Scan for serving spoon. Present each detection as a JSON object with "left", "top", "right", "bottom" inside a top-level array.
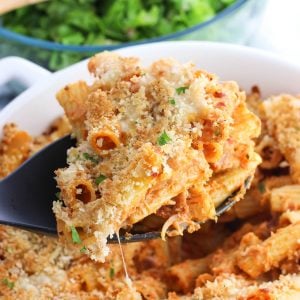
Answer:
[
  {"left": 0, "top": 135, "right": 247, "bottom": 243},
  {"left": 0, "top": 0, "right": 47, "bottom": 15}
]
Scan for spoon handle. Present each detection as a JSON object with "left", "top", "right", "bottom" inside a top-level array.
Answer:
[{"left": 0, "top": 0, "right": 47, "bottom": 15}]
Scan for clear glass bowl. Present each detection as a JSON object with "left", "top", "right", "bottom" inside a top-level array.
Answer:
[{"left": 0, "top": 0, "right": 266, "bottom": 71}]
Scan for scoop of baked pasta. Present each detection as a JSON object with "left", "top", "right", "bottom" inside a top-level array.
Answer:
[{"left": 53, "top": 52, "right": 261, "bottom": 262}]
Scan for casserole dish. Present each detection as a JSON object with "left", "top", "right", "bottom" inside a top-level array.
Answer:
[
  {"left": 1, "top": 40, "right": 300, "bottom": 137},
  {"left": 1, "top": 41, "right": 300, "bottom": 299}
]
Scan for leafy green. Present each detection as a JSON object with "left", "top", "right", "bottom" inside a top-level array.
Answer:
[
  {"left": 95, "top": 174, "right": 107, "bottom": 185},
  {"left": 3, "top": 0, "right": 235, "bottom": 45},
  {"left": 109, "top": 266, "right": 115, "bottom": 279},
  {"left": 55, "top": 191, "right": 61, "bottom": 200},
  {"left": 169, "top": 98, "right": 176, "bottom": 105},
  {"left": 2, "top": 278, "right": 14, "bottom": 289},
  {"left": 80, "top": 246, "right": 87, "bottom": 253},
  {"left": 83, "top": 152, "right": 99, "bottom": 164},
  {"left": 176, "top": 86, "right": 189, "bottom": 94},
  {"left": 157, "top": 131, "right": 172, "bottom": 146},
  {"left": 214, "top": 128, "right": 221, "bottom": 137},
  {"left": 2, "top": 0, "right": 236, "bottom": 70},
  {"left": 70, "top": 226, "right": 82, "bottom": 244}
]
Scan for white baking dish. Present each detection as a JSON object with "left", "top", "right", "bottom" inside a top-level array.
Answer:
[{"left": 0, "top": 41, "right": 300, "bottom": 137}]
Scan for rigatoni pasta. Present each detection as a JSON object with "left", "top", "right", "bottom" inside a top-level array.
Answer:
[
  {"left": 0, "top": 123, "right": 32, "bottom": 178},
  {"left": 263, "top": 94, "right": 300, "bottom": 183},
  {"left": 53, "top": 52, "right": 261, "bottom": 262},
  {"left": 166, "top": 257, "right": 211, "bottom": 293},
  {"left": 270, "top": 185, "right": 300, "bottom": 212},
  {"left": 1, "top": 56, "right": 300, "bottom": 299},
  {"left": 0, "top": 117, "right": 71, "bottom": 179},
  {"left": 237, "top": 222, "right": 300, "bottom": 278}
]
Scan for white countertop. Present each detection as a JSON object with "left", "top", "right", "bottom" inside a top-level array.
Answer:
[{"left": 249, "top": 0, "right": 300, "bottom": 65}]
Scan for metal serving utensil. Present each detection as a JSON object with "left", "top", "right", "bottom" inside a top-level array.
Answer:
[{"left": 0, "top": 135, "right": 249, "bottom": 243}]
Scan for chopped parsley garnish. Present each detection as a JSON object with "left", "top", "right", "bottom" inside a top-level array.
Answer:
[
  {"left": 258, "top": 182, "right": 266, "bottom": 194},
  {"left": 70, "top": 226, "right": 82, "bottom": 244},
  {"left": 169, "top": 98, "right": 176, "bottom": 105},
  {"left": 55, "top": 191, "right": 61, "bottom": 200},
  {"left": 80, "top": 246, "right": 87, "bottom": 253},
  {"left": 109, "top": 267, "right": 115, "bottom": 279},
  {"left": 83, "top": 152, "right": 99, "bottom": 163},
  {"left": 95, "top": 174, "right": 107, "bottom": 185},
  {"left": 2, "top": 278, "right": 14, "bottom": 289},
  {"left": 176, "top": 86, "right": 188, "bottom": 94},
  {"left": 157, "top": 131, "right": 172, "bottom": 146},
  {"left": 214, "top": 129, "right": 221, "bottom": 137}
]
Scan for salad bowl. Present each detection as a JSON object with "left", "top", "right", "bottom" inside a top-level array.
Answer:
[{"left": 0, "top": 0, "right": 266, "bottom": 70}]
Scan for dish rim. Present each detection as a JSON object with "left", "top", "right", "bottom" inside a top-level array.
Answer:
[{"left": 1, "top": 40, "right": 300, "bottom": 137}]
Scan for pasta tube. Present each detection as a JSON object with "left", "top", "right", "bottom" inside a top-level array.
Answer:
[
  {"left": 237, "top": 222, "right": 300, "bottom": 278},
  {"left": 270, "top": 185, "right": 300, "bottom": 212},
  {"left": 88, "top": 128, "right": 121, "bottom": 154},
  {"left": 166, "top": 257, "right": 211, "bottom": 293}
]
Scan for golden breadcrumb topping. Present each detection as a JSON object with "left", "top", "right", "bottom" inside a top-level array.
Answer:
[
  {"left": 1, "top": 56, "right": 299, "bottom": 300},
  {"left": 0, "top": 116, "right": 71, "bottom": 179},
  {"left": 53, "top": 52, "right": 260, "bottom": 262},
  {"left": 262, "top": 94, "right": 300, "bottom": 183}
]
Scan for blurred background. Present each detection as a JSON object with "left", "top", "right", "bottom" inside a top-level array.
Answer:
[
  {"left": 0, "top": 0, "right": 299, "bottom": 104},
  {"left": 249, "top": 0, "right": 300, "bottom": 65}
]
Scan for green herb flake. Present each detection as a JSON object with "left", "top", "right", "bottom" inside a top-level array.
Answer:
[
  {"left": 258, "top": 182, "right": 266, "bottom": 194},
  {"left": 80, "top": 246, "right": 87, "bottom": 253},
  {"left": 214, "top": 129, "right": 221, "bottom": 137},
  {"left": 2, "top": 278, "right": 14, "bottom": 289},
  {"left": 169, "top": 98, "right": 176, "bottom": 105},
  {"left": 109, "top": 267, "right": 115, "bottom": 279},
  {"left": 83, "top": 152, "right": 98, "bottom": 163},
  {"left": 157, "top": 131, "right": 172, "bottom": 146},
  {"left": 70, "top": 226, "right": 82, "bottom": 244},
  {"left": 95, "top": 174, "right": 107, "bottom": 185},
  {"left": 55, "top": 191, "right": 61, "bottom": 200},
  {"left": 176, "top": 86, "right": 188, "bottom": 95}
]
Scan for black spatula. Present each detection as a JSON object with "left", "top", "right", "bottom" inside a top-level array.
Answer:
[{"left": 0, "top": 135, "right": 244, "bottom": 243}]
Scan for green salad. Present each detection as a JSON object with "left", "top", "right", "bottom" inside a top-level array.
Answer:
[
  {"left": 1, "top": 0, "right": 236, "bottom": 69},
  {"left": 3, "top": 0, "right": 236, "bottom": 45}
]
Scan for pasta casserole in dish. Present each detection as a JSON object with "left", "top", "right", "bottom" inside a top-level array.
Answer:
[
  {"left": 0, "top": 47, "right": 299, "bottom": 299},
  {"left": 53, "top": 52, "right": 261, "bottom": 262}
]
